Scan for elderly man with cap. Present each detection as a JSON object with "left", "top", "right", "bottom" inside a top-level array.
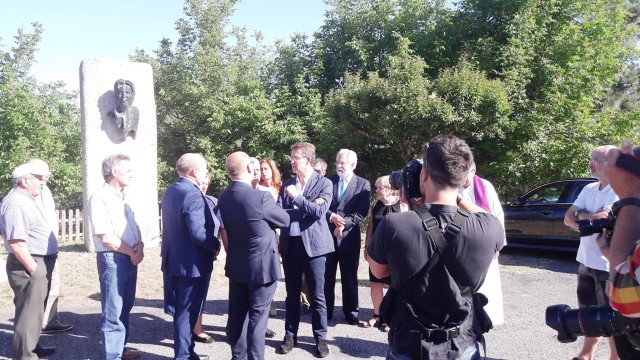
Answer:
[
  {"left": 27, "top": 159, "right": 74, "bottom": 335},
  {"left": 1, "top": 162, "right": 59, "bottom": 359}
]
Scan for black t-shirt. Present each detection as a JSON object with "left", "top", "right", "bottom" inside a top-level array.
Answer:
[{"left": 367, "top": 204, "right": 504, "bottom": 354}]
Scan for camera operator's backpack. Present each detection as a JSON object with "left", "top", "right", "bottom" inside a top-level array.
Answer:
[{"left": 379, "top": 206, "right": 493, "bottom": 341}]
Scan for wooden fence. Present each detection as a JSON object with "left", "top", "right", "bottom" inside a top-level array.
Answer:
[{"left": 56, "top": 209, "right": 83, "bottom": 244}]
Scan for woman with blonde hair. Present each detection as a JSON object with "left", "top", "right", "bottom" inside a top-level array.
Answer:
[
  {"left": 362, "top": 175, "right": 402, "bottom": 332},
  {"left": 259, "top": 158, "right": 282, "bottom": 201}
]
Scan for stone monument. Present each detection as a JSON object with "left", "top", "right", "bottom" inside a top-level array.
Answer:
[{"left": 79, "top": 58, "right": 159, "bottom": 251}]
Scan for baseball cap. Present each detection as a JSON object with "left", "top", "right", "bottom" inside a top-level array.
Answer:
[{"left": 11, "top": 163, "right": 50, "bottom": 179}]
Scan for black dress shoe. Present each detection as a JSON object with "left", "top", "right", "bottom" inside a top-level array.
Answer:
[
  {"left": 346, "top": 314, "right": 359, "bottom": 325},
  {"left": 41, "top": 321, "right": 73, "bottom": 334},
  {"left": 316, "top": 339, "right": 330, "bottom": 358},
  {"left": 265, "top": 328, "right": 276, "bottom": 338},
  {"left": 192, "top": 333, "right": 214, "bottom": 343},
  {"left": 34, "top": 345, "right": 56, "bottom": 357},
  {"left": 278, "top": 335, "right": 296, "bottom": 354},
  {"left": 188, "top": 355, "right": 209, "bottom": 360}
]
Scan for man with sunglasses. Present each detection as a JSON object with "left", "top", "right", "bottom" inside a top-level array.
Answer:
[
  {"left": 564, "top": 145, "right": 620, "bottom": 360},
  {"left": 1, "top": 162, "right": 58, "bottom": 359}
]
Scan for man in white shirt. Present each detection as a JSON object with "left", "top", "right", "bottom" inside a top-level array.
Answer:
[{"left": 564, "top": 145, "right": 619, "bottom": 360}]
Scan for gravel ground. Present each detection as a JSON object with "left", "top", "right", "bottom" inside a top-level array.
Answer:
[{"left": 0, "top": 246, "right": 613, "bottom": 360}]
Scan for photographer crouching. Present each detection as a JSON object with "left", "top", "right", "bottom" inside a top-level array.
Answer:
[{"left": 367, "top": 135, "right": 504, "bottom": 359}]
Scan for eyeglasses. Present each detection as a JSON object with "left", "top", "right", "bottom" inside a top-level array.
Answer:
[
  {"left": 336, "top": 161, "right": 351, "bottom": 166},
  {"left": 589, "top": 158, "right": 607, "bottom": 164},
  {"left": 290, "top": 155, "right": 306, "bottom": 162}
]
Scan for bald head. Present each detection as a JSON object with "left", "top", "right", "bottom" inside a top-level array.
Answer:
[
  {"left": 176, "top": 153, "right": 206, "bottom": 176},
  {"left": 225, "top": 152, "right": 252, "bottom": 180}
]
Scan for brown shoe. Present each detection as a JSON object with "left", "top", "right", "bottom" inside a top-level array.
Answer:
[{"left": 122, "top": 349, "right": 141, "bottom": 360}]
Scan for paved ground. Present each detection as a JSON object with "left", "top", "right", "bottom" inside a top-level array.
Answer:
[{"left": 0, "top": 247, "right": 614, "bottom": 359}]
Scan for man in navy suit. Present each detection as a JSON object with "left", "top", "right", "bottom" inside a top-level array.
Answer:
[
  {"left": 161, "top": 153, "right": 220, "bottom": 360},
  {"left": 277, "top": 142, "right": 334, "bottom": 358},
  {"left": 325, "top": 149, "right": 371, "bottom": 325},
  {"left": 218, "top": 152, "right": 289, "bottom": 360}
]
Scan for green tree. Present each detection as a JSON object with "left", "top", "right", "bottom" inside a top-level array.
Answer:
[
  {"left": 0, "top": 23, "right": 81, "bottom": 208},
  {"left": 133, "top": 0, "right": 314, "bottom": 194}
]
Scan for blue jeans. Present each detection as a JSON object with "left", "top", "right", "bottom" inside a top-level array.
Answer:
[{"left": 97, "top": 251, "right": 138, "bottom": 360}]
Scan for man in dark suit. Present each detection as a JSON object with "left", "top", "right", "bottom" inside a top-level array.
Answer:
[
  {"left": 325, "top": 149, "right": 371, "bottom": 325},
  {"left": 218, "top": 151, "right": 289, "bottom": 360},
  {"left": 161, "top": 153, "right": 220, "bottom": 360},
  {"left": 278, "top": 142, "right": 334, "bottom": 358}
]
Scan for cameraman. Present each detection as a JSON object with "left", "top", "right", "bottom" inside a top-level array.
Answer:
[
  {"left": 597, "top": 141, "right": 640, "bottom": 359},
  {"left": 367, "top": 135, "right": 504, "bottom": 359}
]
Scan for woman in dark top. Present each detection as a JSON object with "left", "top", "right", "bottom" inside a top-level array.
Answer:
[{"left": 362, "top": 175, "right": 404, "bottom": 331}]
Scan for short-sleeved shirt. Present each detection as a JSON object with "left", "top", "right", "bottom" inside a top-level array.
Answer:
[
  {"left": 368, "top": 204, "right": 503, "bottom": 356},
  {"left": 1, "top": 188, "right": 58, "bottom": 255},
  {"left": 573, "top": 182, "right": 618, "bottom": 271},
  {"left": 88, "top": 183, "right": 140, "bottom": 252}
]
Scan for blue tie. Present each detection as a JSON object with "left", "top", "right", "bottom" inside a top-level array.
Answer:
[{"left": 338, "top": 179, "right": 346, "bottom": 202}]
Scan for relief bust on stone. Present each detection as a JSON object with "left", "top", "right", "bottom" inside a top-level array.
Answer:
[{"left": 108, "top": 79, "right": 139, "bottom": 141}]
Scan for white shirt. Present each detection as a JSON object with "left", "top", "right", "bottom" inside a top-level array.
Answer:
[
  {"left": 88, "top": 183, "right": 141, "bottom": 252},
  {"left": 573, "top": 182, "right": 618, "bottom": 271},
  {"left": 289, "top": 170, "right": 312, "bottom": 236}
]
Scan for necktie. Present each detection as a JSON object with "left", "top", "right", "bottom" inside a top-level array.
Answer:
[{"left": 338, "top": 179, "right": 346, "bottom": 202}]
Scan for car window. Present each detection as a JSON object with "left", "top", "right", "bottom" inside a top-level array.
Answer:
[
  {"left": 564, "top": 183, "right": 590, "bottom": 204},
  {"left": 523, "top": 184, "right": 565, "bottom": 205}
]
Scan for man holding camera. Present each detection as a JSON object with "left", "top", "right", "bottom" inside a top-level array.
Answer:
[
  {"left": 367, "top": 135, "right": 503, "bottom": 359},
  {"left": 596, "top": 141, "right": 640, "bottom": 359},
  {"left": 564, "top": 145, "right": 619, "bottom": 360}
]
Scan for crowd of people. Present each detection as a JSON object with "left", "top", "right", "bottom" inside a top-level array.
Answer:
[{"left": 1, "top": 135, "right": 511, "bottom": 360}]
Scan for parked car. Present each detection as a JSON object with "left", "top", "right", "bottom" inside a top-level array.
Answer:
[{"left": 504, "top": 178, "right": 597, "bottom": 252}]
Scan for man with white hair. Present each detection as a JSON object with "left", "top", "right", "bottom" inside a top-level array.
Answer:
[
  {"left": 27, "top": 159, "right": 74, "bottom": 335},
  {"left": 1, "top": 162, "right": 58, "bottom": 359},
  {"left": 324, "top": 149, "right": 371, "bottom": 325}
]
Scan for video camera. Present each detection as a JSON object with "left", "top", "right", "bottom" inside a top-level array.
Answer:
[
  {"left": 546, "top": 305, "right": 640, "bottom": 348},
  {"left": 389, "top": 159, "right": 423, "bottom": 199}
]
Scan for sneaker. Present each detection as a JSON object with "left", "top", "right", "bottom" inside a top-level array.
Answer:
[
  {"left": 316, "top": 339, "right": 330, "bottom": 358},
  {"left": 41, "top": 320, "right": 73, "bottom": 334}
]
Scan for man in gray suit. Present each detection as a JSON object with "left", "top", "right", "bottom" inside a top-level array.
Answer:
[
  {"left": 277, "top": 142, "right": 334, "bottom": 358},
  {"left": 218, "top": 152, "right": 289, "bottom": 360}
]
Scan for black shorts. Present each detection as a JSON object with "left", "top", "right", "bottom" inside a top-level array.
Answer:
[
  {"left": 576, "top": 264, "right": 609, "bottom": 307},
  {"left": 369, "top": 268, "right": 390, "bottom": 285}
]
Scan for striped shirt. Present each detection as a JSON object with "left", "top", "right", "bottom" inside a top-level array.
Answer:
[{"left": 0, "top": 187, "right": 58, "bottom": 255}]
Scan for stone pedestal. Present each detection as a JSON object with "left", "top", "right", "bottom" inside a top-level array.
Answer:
[{"left": 79, "top": 58, "right": 160, "bottom": 251}]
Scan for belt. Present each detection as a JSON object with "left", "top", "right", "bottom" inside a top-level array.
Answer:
[
  {"left": 32, "top": 253, "right": 58, "bottom": 260},
  {"left": 421, "top": 316, "right": 472, "bottom": 342}
]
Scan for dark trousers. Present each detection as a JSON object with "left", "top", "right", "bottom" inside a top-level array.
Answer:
[
  {"left": 226, "top": 279, "right": 277, "bottom": 360},
  {"left": 170, "top": 275, "right": 209, "bottom": 360},
  {"left": 282, "top": 237, "right": 328, "bottom": 340},
  {"left": 7, "top": 254, "right": 55, "bottom": 360},
  {"left": 324, "top": 246, "right": 360, "bottom": 319}
]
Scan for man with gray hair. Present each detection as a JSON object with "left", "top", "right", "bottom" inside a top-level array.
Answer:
[
  {"left": 312, "top": 158, "right": 328, "bottom": 177},
  {"left": 325, "top": 149, "right": 371, "bottom": 325},
  {"left": 1, "top": 162, "right": 58, "bottom": 359},
  {"left": 88, "top": 154, "right": 144, "bottom": 360}
]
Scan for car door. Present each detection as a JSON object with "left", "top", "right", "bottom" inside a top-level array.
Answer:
[
  {"left": 553, "top": 180, "right": 594, "bottom": 241},
  {"left": 505, "top": 182, "right": 568, "bottom": 245}
]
